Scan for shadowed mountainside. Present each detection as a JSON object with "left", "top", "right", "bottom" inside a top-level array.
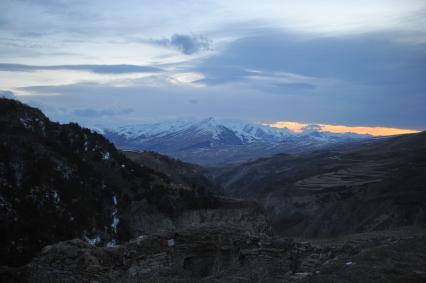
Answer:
[
  {"left": 0, "top": 99, "right": 269, "bottom": 267},
  {"left": 122, "top": 150, "right": 221, "bottom": 194},
  {"left": 210, "top": 132, "right": 426, "bottom": 237},
  {"left": 1, "top": 98, "right": 425, "bottom": 282}
]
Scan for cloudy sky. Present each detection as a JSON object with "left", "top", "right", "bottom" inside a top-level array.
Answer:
[{"left": 1, "top": 0, "right": 425, "bottom": 133}]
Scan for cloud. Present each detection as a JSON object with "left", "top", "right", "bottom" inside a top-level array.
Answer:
[
  {"left": 2, "top": 1, "right": 426, "bottom": 130},
  {"left": 169, "top": 72, "right": 205, "bottom": 87},
  {"left": 0, "top": 64, "right": 161, "bottom": 74},
  {"left": 243, "top": 70, "right": 329, "bottom": 91},
  {"left": 194, "top": 30, "right": 426, "bottom": 92},
  {"left": 152, "top": 34, "right": 211, "bottom": 55},
  {"left": 71, "top": 107, "right": 133, "bottom": 118},
  {"left": 301, "top": 124, "right": 322, "bottom": 132},
  {"left": 0, "top": 90, "right": 16, "bottom": 99},
  {"left": 15, "top": 79, "right": 426, "bottom": 129},
  {"left": 5, "top": 28, "right": 426, "bottom": 129},
  {"left": 3, "top": 0, "right": 425, "bottom": 42}
]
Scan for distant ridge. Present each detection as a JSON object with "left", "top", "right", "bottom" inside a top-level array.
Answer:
[{"left": 102, "top": 117, "right": 371, "bottom": 165}]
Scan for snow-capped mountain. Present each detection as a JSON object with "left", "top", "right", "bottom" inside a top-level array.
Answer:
[
  {"left": 105, "top": 118, "right": 292, "bottom": 144},
  {"left": 101, "top": 118, "right": 370, "bottom": 165}
]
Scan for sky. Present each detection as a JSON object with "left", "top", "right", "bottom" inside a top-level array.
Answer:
[{"left": 0, "top": 0, "right": 425, "bottom": 135}]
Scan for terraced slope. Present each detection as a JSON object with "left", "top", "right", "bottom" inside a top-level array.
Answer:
[{"left": 210, "top": 132, "right": 426, "bottom": 237}]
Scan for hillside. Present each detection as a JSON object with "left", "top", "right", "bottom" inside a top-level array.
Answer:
[
  {"left": 1, "top": 98, "right": 425, "bottom": 282},
  {"left": 122, "top": 150, "right": 220, "bottom": 194},
  {"left": 210, "top": 132, "right": 426, "bottom": 237},
  {"left": 0, "top": 99, "right": 268, "bottom": 267}
]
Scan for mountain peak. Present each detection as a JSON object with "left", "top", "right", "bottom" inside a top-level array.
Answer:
[
  {"left": 201, "top": 117, "right": 216, "bottom": 123},
  {"left": 102, "top": 117, "right": 371, "bottom": 165}
]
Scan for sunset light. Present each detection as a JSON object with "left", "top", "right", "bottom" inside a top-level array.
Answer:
[{"left": 268, "top": 121, "right": 420, "bottom": 136}]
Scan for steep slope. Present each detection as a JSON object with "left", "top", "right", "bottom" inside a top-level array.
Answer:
[
  {"left": 122, "top": 150, "right": 220, "bottom": 193},
  {"left": 210, "top": 132, "right": 426, "bottom": 237},
  {"left": 102, "top": 118, "right": 368, "bottom": 165},
  {"left": 0, "top": 99, "right": 268, "bottom": 267}
]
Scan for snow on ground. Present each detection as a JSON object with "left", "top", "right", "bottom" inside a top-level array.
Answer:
[{"left": 102, "top": 151, "right": 110, "bottom": 160}]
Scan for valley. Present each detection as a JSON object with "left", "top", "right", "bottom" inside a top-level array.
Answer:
[{"left": 1, "top": 98, "right": 425, "bottom": 282}]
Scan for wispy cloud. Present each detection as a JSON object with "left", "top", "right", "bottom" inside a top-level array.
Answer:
[
  {"left": 244, "top": 70, "right": 330, "bottom": 90},
  {"left": 169, "top": 72, "right": 205, "bottom": 87},
  {"left": 0, "top": 64, "right": 161, "bottom": 74},
  {"left": 71, "top": 107, "right": 133, "bottom": 118},
  {"left": 1, "top": 1, "right": 426, "bottom": 129}
]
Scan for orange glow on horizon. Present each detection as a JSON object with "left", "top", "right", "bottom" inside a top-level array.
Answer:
[{"left": 268, "top": 121, "right": 420, "bottom": 136}]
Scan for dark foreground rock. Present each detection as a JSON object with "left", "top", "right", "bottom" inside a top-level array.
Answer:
[{"left": 2, "top": 225, "right": 426, "bottom": 283}]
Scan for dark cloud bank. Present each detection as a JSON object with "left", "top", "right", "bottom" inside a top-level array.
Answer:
[{"left": 152, "top": 34, "right": 211, "bottom": 55}]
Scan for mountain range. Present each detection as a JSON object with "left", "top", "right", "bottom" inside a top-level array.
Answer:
[
  {"left": 101, "top": 118, "right": 371, "bottom": 165},
  {"left": 1, "top": 99, "right": 425, "bottom": 282}
]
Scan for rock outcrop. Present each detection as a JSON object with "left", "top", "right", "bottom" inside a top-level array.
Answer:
[{"left": 3, "top": 226, "right": 426, "bottom": 282}]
